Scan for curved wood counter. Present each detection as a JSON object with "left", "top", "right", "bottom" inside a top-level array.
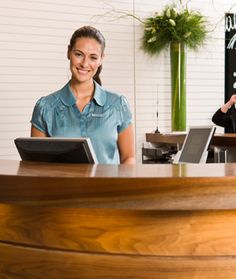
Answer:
[{"left": 1, "top": 160, "right": 236, "bottom": 278}]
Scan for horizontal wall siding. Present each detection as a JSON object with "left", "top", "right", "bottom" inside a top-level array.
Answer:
[
  {"left": 0, "top": 0, "right": 134, "bottom": 159},
  {"left": 134, "top": 0, "right": 230, "bottom": 160},
  {"left": 0, "top": 0, "right": 234, "bottom": 162}
]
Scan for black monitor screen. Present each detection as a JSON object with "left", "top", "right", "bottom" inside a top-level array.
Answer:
[{"left": 14, "top": 137, "right": 98, "bottom": 164}]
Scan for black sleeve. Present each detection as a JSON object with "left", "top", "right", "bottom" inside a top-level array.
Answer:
[{"left": 212, "top": 107, "right": 234, "bottom": 131}]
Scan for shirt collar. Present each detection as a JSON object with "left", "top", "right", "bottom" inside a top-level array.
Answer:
[
  {"left": 59, "top": 81, "right": 106, "bottom": 107},
  {"left": 59, "top": 82, "right": 77, "bottom": 106},
  {"left": 93, "top": 81, "right": 106, "bottom": 106}
]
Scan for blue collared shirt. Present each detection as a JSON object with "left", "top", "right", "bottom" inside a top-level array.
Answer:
[{"left": 31, "top": 81, "right": 132, "bottom": 164}]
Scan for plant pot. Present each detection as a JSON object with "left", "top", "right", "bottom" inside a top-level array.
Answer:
[{"left": 170, "top": 42, "right": 186, "bottom": 131}]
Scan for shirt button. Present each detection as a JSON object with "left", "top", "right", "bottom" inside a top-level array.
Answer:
[{"left": 80, "top": 118, "right": 86, "bottom": 136}]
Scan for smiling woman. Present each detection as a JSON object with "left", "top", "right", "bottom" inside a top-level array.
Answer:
[{"left": 30, "top": 26, "right": 135, "bottom": 165}]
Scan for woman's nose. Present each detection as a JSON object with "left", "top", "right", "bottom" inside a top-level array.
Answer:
[{"left": 80, "top": 56, "right": 89, "bottom": 67}]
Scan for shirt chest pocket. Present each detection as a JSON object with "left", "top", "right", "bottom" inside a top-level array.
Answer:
[{"left": 88, "top": 109, "right": 115, "bottom": 131}]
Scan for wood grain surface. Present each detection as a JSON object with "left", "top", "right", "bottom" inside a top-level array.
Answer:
[
  {"left": 1, "top": 160, "right": 236, "bottom": 209},
  {"left": 1, "top": 204, "right": 236, "bottom": 256},
  {"left": 1, "top": 242, "right": 236, "bottom": 279},
  {"left": 1, "top": 160, "right": 236, "bottom": 278}
]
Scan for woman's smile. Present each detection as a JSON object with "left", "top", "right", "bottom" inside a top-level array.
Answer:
[{"left": 76, "top": 68, "right": 90, "bottom": 74}]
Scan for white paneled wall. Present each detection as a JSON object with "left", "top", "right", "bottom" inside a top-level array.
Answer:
[{"left": 0, "top": 0, "right": 234, "bottom": 162}]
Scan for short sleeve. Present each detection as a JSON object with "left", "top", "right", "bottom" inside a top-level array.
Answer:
[
  {"left": 30, "top": 97, "right": 47, "bottom": 133},
  {"left": 117, "top": 95, "right": 133, "bottom": 133}
]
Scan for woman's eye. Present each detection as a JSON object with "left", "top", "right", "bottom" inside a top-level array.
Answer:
[
  {"left": 74, "top": 52, "right": 82, "bottom": 57},
  {"left": 91, "top": 56, "right": 98, "bottom": 60}
]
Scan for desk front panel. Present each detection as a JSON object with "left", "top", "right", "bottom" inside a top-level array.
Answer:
[{"left": 1, "top": 160, "right": 236, "bottom": 278}]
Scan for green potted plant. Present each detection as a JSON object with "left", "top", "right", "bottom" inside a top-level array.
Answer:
[{"left": 142, "top": 1, "right": 208, "bottom": 131}]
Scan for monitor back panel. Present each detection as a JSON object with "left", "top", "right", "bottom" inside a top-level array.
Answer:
[
  {"left": 178, "top": 127, "right": 215, "bottom": 163},
  {"left": 14, "top": 138, "right": 97, "bottom": 164}
]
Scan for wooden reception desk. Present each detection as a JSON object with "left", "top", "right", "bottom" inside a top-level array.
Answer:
[{"left": 1, "top": 159, "right": 236, "bottom": 278}]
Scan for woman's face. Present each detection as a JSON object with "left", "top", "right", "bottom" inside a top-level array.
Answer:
[{"left": 68, "top": 37, "right": 103, "bottom": 84}]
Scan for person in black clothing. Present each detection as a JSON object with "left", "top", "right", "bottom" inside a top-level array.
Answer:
[{"left": 212, "top": 95, "right": 236, "bottom": 133}]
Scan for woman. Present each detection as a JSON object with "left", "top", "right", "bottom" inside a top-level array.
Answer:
[
  {"left": 212, "top": 94, "right": 236, "bottom": 132},
  {"left": 31, "top": 26, "right": 135, "bottom": 164}
]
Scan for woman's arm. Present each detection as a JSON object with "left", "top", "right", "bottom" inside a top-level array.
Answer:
[
  {"left": 31, "top": 125, "right": 47, "bottom": 137},
  {"left": 117, "top": 124, "right": 136, "bottom": 164},
  {"left": 212, "top": 95, "right": 236, "bottom": 131},
  {"left": 212, "top": 108, "right": 234, "bottom": 130}
]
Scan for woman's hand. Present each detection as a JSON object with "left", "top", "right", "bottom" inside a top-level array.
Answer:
[
  {"left": 229, "top": 95, "right": 236, "bottom": 106},
  {"left": 221, "top": 94, "right": 236, "bottom": 113}
]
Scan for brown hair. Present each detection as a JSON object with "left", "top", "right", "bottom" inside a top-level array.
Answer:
[{"left": 68, "top": 26, "right": 105, "bottom": 85}]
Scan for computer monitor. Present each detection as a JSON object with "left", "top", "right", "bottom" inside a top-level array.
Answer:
[
  {"left": 14, "top": 137, "right": 98, "bottom": 164},
  {"left": 173, "top": 126, "right": 216, "bottom": 164}
]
